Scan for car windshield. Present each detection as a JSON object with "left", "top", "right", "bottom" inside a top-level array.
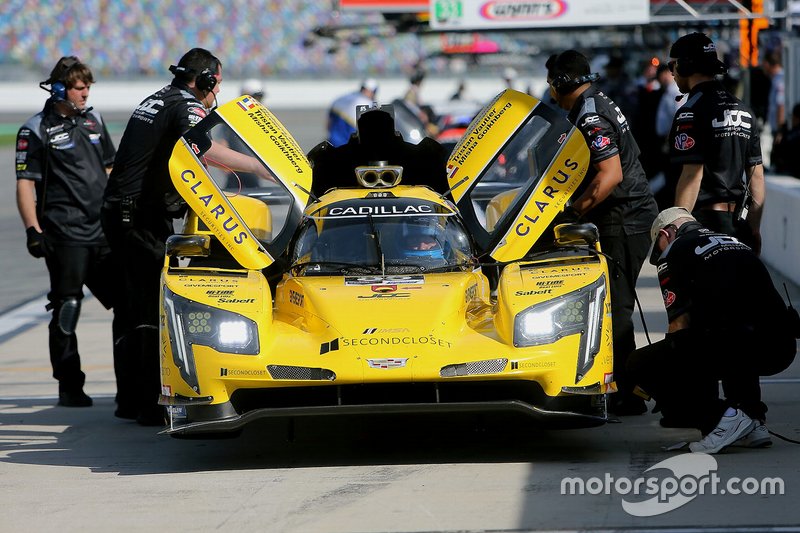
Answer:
[{"left": 291, "top": 199, "right": 475, "bottom": 275}]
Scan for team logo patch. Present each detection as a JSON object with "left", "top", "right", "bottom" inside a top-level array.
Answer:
[
  {"left": 663, "top": 289, "right": 676, "bottom": 307},
  {"left": 674, "top": 133, "right": 695, "bottom": 151},
  {"left": 591, "top": 135, "right": 610, "bottom": 150}
]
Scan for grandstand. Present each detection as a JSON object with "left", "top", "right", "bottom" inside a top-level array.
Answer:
[{"left": 0, "top": 0, "right": 425, "bottom": 79}]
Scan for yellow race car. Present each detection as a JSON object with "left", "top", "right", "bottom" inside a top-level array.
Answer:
[{"left": 159, "top": 89, "right": 614, "bottom": 437}]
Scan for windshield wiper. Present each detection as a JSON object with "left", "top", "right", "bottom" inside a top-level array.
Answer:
[{"left": 367, "top": 214, "right": 386, "bottom": 275}]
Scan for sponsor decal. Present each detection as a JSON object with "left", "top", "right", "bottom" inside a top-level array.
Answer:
[
  {"left": 581, "top": 115, "right": 600, "bottom": 126},
  {"left": 676, "top": 112, "right": 694, "bottom": 121},
  {"left": 536, "top": 279, "right": 564, "bottom": 287},
  {"left": 604, "top": 372, "right": 614, "bottom": 384},
  {"left": 465, "top": 284, "right": 477, "bottom": 302},
  {"left": 167, "top": 405, "right": 187, "bottom": 419},
  {"left": 357, "top": 293, "right": 410, "bottom": 299},
  {"left": 16, "top": 164, "right": 26, "bottom": 171},
  {"left": 516, "top": 289, "right": 552, "bottom": 296},
  {"left": 289, "top": 289, "right": 304, "bottom": 307},
  {"left": 16, "top": 139, "right": 28, "bottom": 151},
  {"left": 161, "top": 385, "right": 172, "bottom": 396},
  {"left": 89, "top": 133, "right": 101, "bottom": 144},
  {"left": 371, "top": 284, "right": 397, "bottom": 293},
  {"left": 188, "top": 106, "right": 207, "bottom": 118},
  {"left": 220, "top": 367, "right": 267, "bottom": 377},
  {"left": 512, "top": 158, "right": 581, "bottom": 238},
  {"left": 362, "top": 327, "right": 410, "bottom": 334},
  {"left": 480, "top": 1, "right": 565, "bottom": 20},
  {"left": 319, "top": 338, "right": 340, "bottom": 355},
  {"left": 342, "top": 335, "right": 452, "bottom": 348},
  {"left": 674, "top": 133, "right": 695, "bottom": 151},
  {"left": 367, "top": 358, "right": 409, "bottom": 369},
  {"left": 179, "top": 169, "right": 249, "bottom": 244},
  {"left": 327, "top": 204, "right": 433, "bottom": 216},
  {"left": 511, "top": 360, "right": 556, "bottom": 369},
  {"left": 591, "top": 135, "right": 611, "bottom": 151},
  {"left": 663, "top": 289, "right": 676, "bottom": 307},
  {"left": 365, "top": 191, "right": 395, "bottom": 198},
  {"left": 83, "top": 119, "right": 96, "bottom": 128},
  {"left": 558, "top": 132, "right": 567, "bottom": 144}
]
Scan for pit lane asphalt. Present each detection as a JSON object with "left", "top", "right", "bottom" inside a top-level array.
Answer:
[{"left": 1, "top": 112, "right": 799, "bottom": 532}]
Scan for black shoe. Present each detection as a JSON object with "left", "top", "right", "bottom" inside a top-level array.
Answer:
[
  {"left": 114, "top": 405, "right": 138, "bottom": 420},
  {"left": 57, "top": 390, "right": 93, "bottom": 407},
  {"left": 609, "top": 395, "right": 647, "bottom": 416},
  {"left": 136, "top": 405, "right": 166, "bottom": 427}
]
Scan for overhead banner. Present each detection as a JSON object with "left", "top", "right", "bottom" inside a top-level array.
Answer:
[{"left": 430, "top": 0, "right": 649, "bottom": 29}]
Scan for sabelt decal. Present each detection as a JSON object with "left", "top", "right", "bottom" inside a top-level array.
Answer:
[
  {"left": 447, "top": 90, "right": 538, "bottom": 203},
  {"left": 169, "top": 140, "right": 272, "bottom": 270},
  {"left": 217, "top": 96, "right": 312, "bottom": 209},
  {"left": 491, "top": 130, "right": 588, "bottom": 262}
]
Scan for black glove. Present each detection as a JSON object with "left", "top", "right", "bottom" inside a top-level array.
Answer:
[
  {"left": 552, "top": 206, "right": 581, "bottom": 226},
  {"left": 26, "top": 227, "right": 45, "bottom": 258}
]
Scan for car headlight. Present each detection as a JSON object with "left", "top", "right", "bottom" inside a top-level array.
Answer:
[
  {"left": 163, "top": 287, "right": 260, "bottom": 393},
  {"left": 513, "top": 275, "right": 606, "bottom": 381}
]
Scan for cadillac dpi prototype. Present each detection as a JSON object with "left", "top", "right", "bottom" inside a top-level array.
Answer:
[{"left": 159, "top": 89, "right": 615, "bottom": 436}]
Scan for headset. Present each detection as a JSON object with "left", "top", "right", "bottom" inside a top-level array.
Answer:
[
  {"left": 169, "top": 64, "right": 217, "bottom": 93},
  {"left": 550, "top": 72, "right": 600, "bottom": 95},
  {"left": 40, "top": 56, "right": 79, "bottom": 102}
]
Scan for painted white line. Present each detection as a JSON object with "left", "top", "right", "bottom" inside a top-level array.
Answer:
[{"left": 0, "top": 295, "right": 49, "bottom": 338}]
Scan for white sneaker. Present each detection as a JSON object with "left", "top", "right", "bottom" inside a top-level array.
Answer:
[
  {"left": 733, "top": 423, "right": 772, "bottom": 448},
  {"left": 689, "top": 409, "right": 757, "bottom": 454}
]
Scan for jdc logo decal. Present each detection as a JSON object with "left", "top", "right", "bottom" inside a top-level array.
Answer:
[{"left": 712, "top": 109, "right": 751, "bottom": 129}]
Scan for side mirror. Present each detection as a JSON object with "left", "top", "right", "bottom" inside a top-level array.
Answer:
[
  {"left": 166, "top": 234, "right": 211, "bottom": 258},
  {"left": 554, "top": 222, "right": 599, "bottom": 247}
]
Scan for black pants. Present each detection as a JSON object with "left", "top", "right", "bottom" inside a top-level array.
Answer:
[
  {"left": 102, "top": 205, "right": 172, "bottom": 413},
  {"left": 599, "top": 231, "right": 651, "bottom": 398},
  {"left": 627, "top": 327, "right": 796, "bottom": 434},
  {"left": 43, "top": 242, "right": 129, "bottom": 397}
]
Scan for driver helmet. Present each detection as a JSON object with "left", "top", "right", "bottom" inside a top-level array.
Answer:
[{"left": 401, "top": 216, "right": 445, "bottom": 261}]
